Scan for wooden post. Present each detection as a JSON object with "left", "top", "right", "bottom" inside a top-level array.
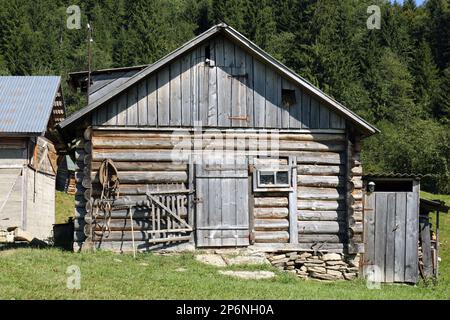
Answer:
[
  {"left": 436, "top": 209, "right": 440, "bottom": 277},
  {"left": 21, "top": 166, "right": 28, "bottom": 231},
  {"left": 288, "top": 156, "right": 298, "bottom": 244},
  {"left": 419, "top": 214, "right": 433, "bottom": 278},
  {"left": 248, "top": 157, "right": 255, "bottom": 244},
  {"left": 188, "top": 154, "right": 195, "bottom": 244},
  {"left": 129, "top": 206, "right": 136, "bottom": 259}
]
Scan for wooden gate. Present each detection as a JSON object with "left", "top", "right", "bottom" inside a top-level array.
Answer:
[
  {"left": 195, "top": 160, "right": 250, "bottom": 247},
  {"left": 364, "top": 189, "right": 419, "bottom": 283}
]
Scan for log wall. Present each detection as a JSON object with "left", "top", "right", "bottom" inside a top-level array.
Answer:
[
  {"left": 73, "top": 128, "right": 351, "bottom": 252},
  {"left": 346, "top": 134, "right": 364, "bottom": 254},
  {"left": 73, "top": 129, "right": 191, "bottom": 251}
]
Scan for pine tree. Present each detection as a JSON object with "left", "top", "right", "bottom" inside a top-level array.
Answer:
[
  {"left": 425, "top": 0, "right": 450, "bottom": 70},
  {"left": 434, "top": 66, "right": 450, "bottom": 124},
  {"left": 414, "top": 41, "right": 440, "bottom": 114}
]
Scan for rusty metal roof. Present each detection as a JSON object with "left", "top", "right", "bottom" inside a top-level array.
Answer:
[
  {"left": 0, "top": 76, "right": 61, "bottom": 134},
  {"left": 363, "top": 173, "right": 424, "bottom": 180}
]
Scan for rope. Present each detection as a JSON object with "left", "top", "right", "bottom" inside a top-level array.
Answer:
[{"left": 91, "top": 159, "right": 120, "bottom": 239}]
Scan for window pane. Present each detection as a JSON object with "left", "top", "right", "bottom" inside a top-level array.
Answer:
[
  {"left": 260, "top": 172, "right": 275, "bottom": 185},
  {"left": 276, "top": 171, "right": 289, "bottom": 185}
]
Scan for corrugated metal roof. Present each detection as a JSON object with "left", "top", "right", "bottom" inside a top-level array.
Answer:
[
  {"left": 0, "top": 76, "right": 61, "bottom": 134},
  {"left": 363, "top": 173, "right": 424, "bottom": 179}
]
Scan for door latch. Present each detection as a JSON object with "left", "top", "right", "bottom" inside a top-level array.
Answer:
[{"left": 193, "top": 197, "right": 203, "bottom": 204}]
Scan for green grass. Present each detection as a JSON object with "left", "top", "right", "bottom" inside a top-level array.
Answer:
[
  {"left": 0, "top": 246, "right": 449, "bottom": 300},
  {"left": 421, "top": 191, "right": 450, "bottom": 206},
  {"left": 0, "top": 192, "right": 448, "bottom": 300},
  {"left": 55, "top": 191, "right": 75, "bottom": 224}
]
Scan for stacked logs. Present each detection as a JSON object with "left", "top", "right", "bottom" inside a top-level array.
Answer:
[
  {"left": 86, "top": 129, "right": 191, "bottom": 251},
  {"left": 296, "top": 133, "right": 347, "bottom": 250},
  {"left": 254, "top": 195, "right": 289, "bottom": 243},
  {"left": 73, "top": 128, "right": 93, "bottom": 251},
  {"left": 346, "top": 135, "right": 364, "bottom": 254}
]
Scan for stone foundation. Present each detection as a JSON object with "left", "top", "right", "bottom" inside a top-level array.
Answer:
[{"left": 267, "top": 251, "right": 360, "bottom": 281}]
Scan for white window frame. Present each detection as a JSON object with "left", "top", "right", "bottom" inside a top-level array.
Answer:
[
  {"left": 257, "top": 170, "right": 291, "bottom": 188},
  {"left": 253, "top": 164, "right": 293, "bottom": 192}
]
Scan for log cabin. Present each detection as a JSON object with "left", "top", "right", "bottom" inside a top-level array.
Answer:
[
  {"left": 0, "top": 76, "right": 65, "bottom": 240},
  {"left": 58, "top": 24, "right": 379, "bottom": 278}
]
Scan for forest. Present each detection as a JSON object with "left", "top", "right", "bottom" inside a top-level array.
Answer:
[{"left": 0, "top": 0, "right": 448, "bottom": 193}]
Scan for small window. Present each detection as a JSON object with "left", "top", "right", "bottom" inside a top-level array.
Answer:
[
  {"left": 205, "top": 45, "right": 211, "bottom": 60},
  {"left": 257, "top": 170, "right": 291, "bottom": 189},
  {"left": 282, "top": 89, "right": 296, "bottom": 107},
  {"left": 276, "top": 171, "right": 289, "bottom": 184},
  {"left": 260, "top": 171, "right": 275, "bottom": 185}
]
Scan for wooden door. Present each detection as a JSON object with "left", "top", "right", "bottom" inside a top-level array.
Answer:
[
  {"left": 195, "top": 160, "right": 249, "bottom": 247},
  {"left": 364, "top": 191, "right": 419, "bottom": 283}
]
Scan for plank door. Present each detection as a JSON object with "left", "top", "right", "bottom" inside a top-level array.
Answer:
[
  {"left": 364, "top": 191, "right": 419, "bottom": 283},
  {"left": 195, "top": 159, "right": 250, "bottom": 247}
]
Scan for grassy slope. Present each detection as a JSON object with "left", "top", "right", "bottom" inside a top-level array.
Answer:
[
  {"left": 0, "top": 192, "right": 448, "bottom": 300},
  {"left": 55, "top": 191, "right": 75, "bottom": 224}
]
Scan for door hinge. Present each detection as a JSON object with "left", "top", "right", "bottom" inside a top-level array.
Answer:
[{"left": 228, "top": 115, "right": 249, "bottom": 122}]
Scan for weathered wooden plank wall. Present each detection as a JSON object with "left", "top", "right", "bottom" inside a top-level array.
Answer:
[
  {"left": 0, "top": 138, "right": 28, "bottom": 168},
  {"left": 25, "top": 168, "right": 56, "bottom": 240},
  {"left": 0, "top": 168, "right": 23, "bottom": 230},
  {"left": 363, "top": 185, "right": 419, "bottom": 283},
  {"left": 92, "top": 35, "right": 346, "bottom": 131}
]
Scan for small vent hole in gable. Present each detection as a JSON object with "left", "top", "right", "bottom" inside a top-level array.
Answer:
[{"left": 282, "top": 89, "right": 296, "bottom": 107}]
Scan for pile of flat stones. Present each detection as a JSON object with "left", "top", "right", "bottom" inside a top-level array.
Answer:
[{"left": 267, "top": 251, "right": 360, "bottom": 281}]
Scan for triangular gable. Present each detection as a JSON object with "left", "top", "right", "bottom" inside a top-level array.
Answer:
[{"left": 58, "top": 24, "right": 377, "bottom": 136}]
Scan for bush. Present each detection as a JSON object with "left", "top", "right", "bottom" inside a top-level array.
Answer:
[{"left": 362, "top": 119, "right": 450, "bottom": 193}]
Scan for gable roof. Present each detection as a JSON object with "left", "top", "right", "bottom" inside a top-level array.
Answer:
[
  {"left": 58, "top": 24, "right": 378, "bottom": 136},
  {"left": 0, "top": 76, "right": 62, "bottom": 134},
  {"left": 68, "top": 65, "right": 148, "bottom": 104}
]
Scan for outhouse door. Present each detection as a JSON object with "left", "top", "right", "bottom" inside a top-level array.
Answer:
[
  {"left": 195, "top": 159, "right": 250, "bottom": 247},
  {"left": 363, "top": 180, "right": 420, "bottom": 283}
]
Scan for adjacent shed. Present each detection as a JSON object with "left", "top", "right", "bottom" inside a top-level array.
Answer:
[
  {"left": 56, "top": 155, "right": 78, "bottom": 194},
  {"left": 0, "top": 76, "right": 65, "bottom": 240},
  {"left": 58, "top": 24, "right": 379, "bottom": 269},
  {"left": 419, "top": 198, "right": 449, "bottom": 279}
]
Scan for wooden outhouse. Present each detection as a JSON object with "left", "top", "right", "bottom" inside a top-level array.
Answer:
[
  {"left": 0, "top": 76, "right": 65, "bottom": 240},
  {"left": 58, "top": 24, "right": 378, "bottom": 263},
  {"left": 362, "top": 174, "right": 421, "bottom": 283}
]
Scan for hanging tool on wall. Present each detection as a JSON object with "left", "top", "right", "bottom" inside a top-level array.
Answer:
[{"left": 91, "top": 159, "right": 120, "bottom": 240}]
